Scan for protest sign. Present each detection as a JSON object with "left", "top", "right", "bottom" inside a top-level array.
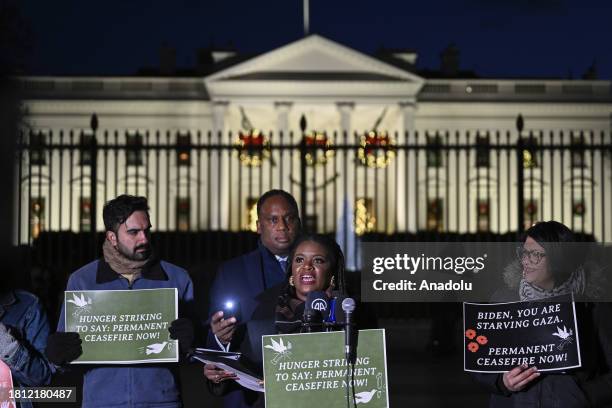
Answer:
[
  {"left": 463, "top": 294, "right": 580, "bottom": 372},
  {"left": 64, "top": 288, "right": 178, "bottom": 364},
  {"left": 263, "top": 329, "right": 388, "bottom": 408}
]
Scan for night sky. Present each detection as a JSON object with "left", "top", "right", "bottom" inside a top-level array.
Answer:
[{"left": 17, "top": 0, "right": 612, "bottom": 79}]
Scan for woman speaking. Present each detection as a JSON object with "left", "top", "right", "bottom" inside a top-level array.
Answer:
[{"left": 204, "top": 234, "right": 350, "bottom": 407}]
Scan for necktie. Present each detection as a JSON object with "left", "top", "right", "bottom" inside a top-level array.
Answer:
[{"left": 279, "top": 259, "right": 288, "bottom": 273}]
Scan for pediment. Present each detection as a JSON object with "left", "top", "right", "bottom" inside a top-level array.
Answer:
[{"left": 205, "top": 35, "right": 423, "bottom": 84}]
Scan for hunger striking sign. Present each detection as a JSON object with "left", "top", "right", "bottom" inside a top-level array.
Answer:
[{"left": 64, "top": 288, "right": 178, "bottom": 364}]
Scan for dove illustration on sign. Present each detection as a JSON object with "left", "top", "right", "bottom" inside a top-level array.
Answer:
[
  {"left": 145, "top": 342, "right": 168, "bottom": 355},
  {"left": 67, "top": 293, "right": 93, "bottom": 316},
  {"left": 265, "top": 338, "right": 292, "bottom": 353},
  {"left": 552, "top": 325, "right": 574, "bottom": 350},
  {"left": 265, "top": 338, "right": 293, "bottom": 363},
  {"left": 67, "top": 293, "right": 92, "bottom": 307},
  {"left": 355, "top": 389, "right": 377, "bottom": 404}
]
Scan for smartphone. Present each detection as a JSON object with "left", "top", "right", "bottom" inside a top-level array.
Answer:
[{"left": 221, "top": 300, "right": 241, "bottom": 323}]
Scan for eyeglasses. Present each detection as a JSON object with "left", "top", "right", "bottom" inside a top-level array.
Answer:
[{"left": 516, "top": 247, "right": 547, "bottom": 265}]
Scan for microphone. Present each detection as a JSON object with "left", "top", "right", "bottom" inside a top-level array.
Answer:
[
  {"left": 341, "top": 297, "right": 357, "bottom": 365},
  {"left": 302, "top": 291, "right": 329, "bottom": 333}
]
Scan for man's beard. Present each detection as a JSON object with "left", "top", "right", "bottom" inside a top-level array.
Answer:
[{"left": 117, "top": 241, "right": 151, "bottom": 261}]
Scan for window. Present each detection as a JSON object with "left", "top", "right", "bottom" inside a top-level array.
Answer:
[
  {"left": 355, "top": 198, "right": 375, "bottom": 236},
  {"left": 30, "top": 198, "right": 45, "bottom": 239},
  {"left": 524, "top": 200, "right": 538, "bottom": 230},
  {"left": 426, "top": 198, "right": 443, "bottom": 232},
  {"left": 571, "top": 135, "right": 586, "bottom": 168},
  {"left": 80, "top": 197, "right": 92, "bottom": 231},
  {"left": 176, "top": 198, "right": 190, "bottom": 231},
  {"left": 246, "top": 198, "right": 257, "bottom": 232},
  {"left": 426, "top": 135, "right": 443, "bottom": 168},
  {"left": 521, "top": 137, "right": 538, "bottom": 169},
  {"left": 572, "top": 200, "right": 585, "bottom": 217},
  {"left": 176, "top": 134, "right": 191, "bottom": 166},
  {"left": 475, "top": 136, "right": 490, "bottom": 168},
  {"left": 126, "top": 133, "right": 143, "bottom": 166},
  {"left": 80, "top": 133, "right": 95, "bottom": 166},
  {"left": 477, "top": 199, "right": 490, "bottom": 232},
  {"left": 29, "top": 133, "right": 47, "bottom": 166}
]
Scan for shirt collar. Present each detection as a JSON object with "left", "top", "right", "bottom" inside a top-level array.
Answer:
[
  {"left": 257, "top": 239, "right": 289, "bottom": 261},
  {"left": 96, "top": 258, "right": 168, "bottom": 284}
]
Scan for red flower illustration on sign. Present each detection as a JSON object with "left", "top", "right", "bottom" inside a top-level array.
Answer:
[
  {"left": 467, "top": 342, "right": 479, "bottom": 353},
  {"left": 465, "top": 329, "right": 477, "bottom": 340},
  {"left": 476, "top": 335, "right": 488, "bottom": 345}
]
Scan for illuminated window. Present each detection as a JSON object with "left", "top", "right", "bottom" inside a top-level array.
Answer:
[
  {"left": 477, "top": 199, "right": 489, "bottom": 232},
  {"left": 246, "top": 198, "right": 257, "bottom": 232},
  {"left": 521, "top": 138, "right": 538, "bottom": 169},
  {"left": 426, "top": 135, "right": 443, "bottom": 168},
  {"left": 426, "top": 198, "right": 443, "bottom": 232},
  {"left": 29, "top": 133, "right": 47, "bottom": 166},
  {"left": 30, "top": 198, "right": 45, "bottom": 239},
  {"left": 126, "top": 133, "right": 143, "bottom": 166},
  {"left": 80, "top": 197, "right": 92, "bottom": 232},
  {"left": 176, "top": 134, "right": 191, "bottom": 166},
  {"left": 176, "top": 198, "right": 190, "bottom": 231},
  {"left": 475, "top": 136, "right": 490, "bottom": 168},
  {"left": 355, "top": 198, "right": 375, "bottom": 236}
]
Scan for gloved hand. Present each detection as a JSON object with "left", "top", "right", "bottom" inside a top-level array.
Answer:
[
  {"left": 0, "top": 323, "right": 19, "bottom": 362},
  {"left": 45, "top": 332, "right": 82, "bottom": 366},
  {"left": 168, "top": 318, "right": 194, "bottom": 354}
]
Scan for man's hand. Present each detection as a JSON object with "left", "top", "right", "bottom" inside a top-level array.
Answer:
[
  {"left": 502, "top": 364, "right": 540, "bottom": 392},
  {"left": 211, "top": 311, "right": 236, "bottom": 345},
  {"left": 45, "top": 332, "right": 82, "bottom": 366},
  {"left": 204, "top": 363, "right": 237, "bottom": 384}
]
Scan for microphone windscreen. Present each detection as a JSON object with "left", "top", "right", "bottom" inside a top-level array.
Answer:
[
  {"left": 341, "top": 297, "right": 356, "bottom": 313},
  {"left": 304, "top": 291, "right": 330, "bottom": 320}
]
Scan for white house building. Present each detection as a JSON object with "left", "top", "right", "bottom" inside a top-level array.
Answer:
[{"left": 17, "top": 35, "right": 612, "bottom": 243}]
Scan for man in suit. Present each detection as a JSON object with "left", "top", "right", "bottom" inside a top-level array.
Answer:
[{"left": 205, "top": 189, "right": 301, "bottom": 407}]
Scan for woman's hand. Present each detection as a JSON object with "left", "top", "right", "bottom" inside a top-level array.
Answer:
[
  {"left": 502, "top": 364, "right": 540, "bottom": 392},
  {"left": 204, "top": 363, "right": 238, "bottom": 384}
]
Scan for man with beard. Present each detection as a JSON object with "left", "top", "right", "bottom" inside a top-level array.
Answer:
[
  {"left": 45, "top": 195, "right": 196, "bottom": 408},
  {"left": 204, "top": 189, "right": 301, "bottom": 408}
]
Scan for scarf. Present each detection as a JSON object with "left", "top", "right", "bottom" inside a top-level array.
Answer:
[
  {"left": 518, "top": 267, "right": 586, "bottom": 301},
  {"left": 102, "top": 240, "right": 149, "bottom": 284}
]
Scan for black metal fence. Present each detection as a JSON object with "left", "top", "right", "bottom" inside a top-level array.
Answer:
[{"left": 14, "top": 123, "right": 612, "bottom": 317}]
